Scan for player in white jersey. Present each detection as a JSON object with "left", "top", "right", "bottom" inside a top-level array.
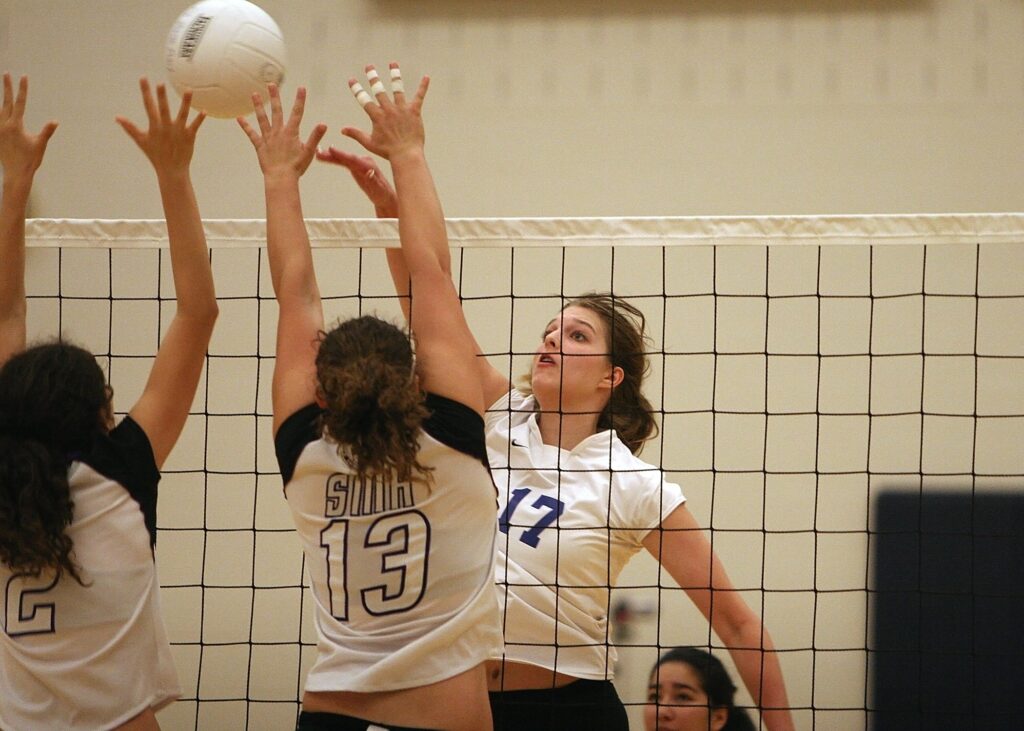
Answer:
[
  {"left": 238, "top": 64, "right": 501, "bottom": 731},
  {"left": 0, "top": 76, "right": 217, "bottom": 730},
  {"left": 327, "top": 163, "right": 795, "bottom": 731}
]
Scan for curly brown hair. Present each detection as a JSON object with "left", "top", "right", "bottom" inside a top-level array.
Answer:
[
  {"left": 315, "top": 316, "right": 431, "bottom": 482},
  {"left": 0, "top": 342, "right": 108, "bottom": 585}
]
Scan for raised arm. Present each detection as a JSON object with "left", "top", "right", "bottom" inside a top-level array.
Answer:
[
  {"left": 642, "top": 505, "right": 795, "bottom": 731},
  {"left": 116, "top": 79, "right": 218, "bottom": 467},
  {"left": 238, "top": 84, "right": 327, "bottom": 432},
  {"left": 325, "top": 75, "right": 511, "bottom": 409},
  {"left": 339, "top": 63, "right": 486, "bottom": 414},
  {"left": 0, "top": 74, "right": 57, "bottom": 366}
]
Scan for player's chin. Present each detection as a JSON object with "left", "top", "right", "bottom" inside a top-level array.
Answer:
[{"left": 531, "top": 362, "right": 560, "bottom": 383}]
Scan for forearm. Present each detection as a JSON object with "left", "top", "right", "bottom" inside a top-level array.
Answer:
[
  {"left": 389, "top": 149, "right": 450, "bottom": 277},
  {"left": 0, "top": 177, "right": 32, "bottom": 356},
  {"left": 264, "top": 175, "right": 320, "bottom": 308},
  {"left": 158, "top": 171, "right": 217, "bottom": 323},
  {"left": 728, "top": 623, "right": 794, "bottom": 731}
]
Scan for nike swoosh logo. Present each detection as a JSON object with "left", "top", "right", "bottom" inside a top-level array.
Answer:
[{"left": 511, "top": 439, "right": 527, "bottom": 448}]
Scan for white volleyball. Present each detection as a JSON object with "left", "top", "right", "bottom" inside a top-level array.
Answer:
[{"left": 165, "top": 0, "right": 286, "bottom": 118}]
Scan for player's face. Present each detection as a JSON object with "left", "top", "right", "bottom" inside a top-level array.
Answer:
[
  {"left": 643, "top": 661, "right": 727, "bottom": 731},
  {"left": 531, "top": 305, "right": 618, "bottom": 407}
]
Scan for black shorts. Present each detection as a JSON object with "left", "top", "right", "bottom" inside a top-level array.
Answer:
[
  {"left": 296, "top": 710, "right": 440, "bottom": 731},
  {"left": 489, "top": 679, "right": 629, "bottom": 731}
]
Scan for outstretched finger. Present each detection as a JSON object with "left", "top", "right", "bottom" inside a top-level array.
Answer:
[
  {"left": 155, "top": 83, "right": 173, "bottom": 125},
  {"left": 236, "top": 115, "right": 260, "bottom": 147},
  {"left": 187, "top": 109, "right": 207, "bottom": 136},
  {"left": 252, "top": 92, "right": 271, "bottom": 137},
  {"left": 13, "top": 75, "right": 28, "bottom": 120},
  {"left": 1, "top": 73, "right": 13, "bottom": 117},
  {"left": 316, "top": 146, "right": 369, "bottom": 170},
  {"left": 366, "top": 65, "right": 390, "bottom": 106},
  {"left": 139, "top": 78, "right": 159, "bottom": 126},
  {"left": 388, "top": 63, "right": 405, "bottom": 103},
  {"left": 340, "top": 126, "right": 374, "bottom": 154},
  {"left": 287, "top": 86, "right": 307, "bottom": 130},
  {"left": 410, "top": 75, "right": 430, "bottom": 112},
  {"left": 115, "top": 116, "right": 144, "bottom": 147},
  {"left": 348, "top": 79, "right": 374, "bottom": 113},
  {"left": 174, "top": 89, "right": 193, "bottom": 126},
  {"left": 305, "top": 122, "right": 328, "bottom": 154},
  {"left": 38, "top": 121, "right": 58, "bottom": 147},
  {"left": 268, "top": 83, "right": 284, "bottom": 128}
]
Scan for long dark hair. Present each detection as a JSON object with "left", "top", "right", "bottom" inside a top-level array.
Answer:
[
  {"left": 0, "top": 342, "right": 110, "bottom": 585},
  {"left": 565, "top": 293, "right": 657, "bottom": 454},
  {"left": 315, "top": 316, "right": 430, "bottom": 481},
  {"left": 651, "top": 647, "right": 756, "bottom": 731}
]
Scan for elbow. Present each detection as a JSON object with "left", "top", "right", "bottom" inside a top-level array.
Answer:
[
  {"left": 201, "top": 300, "right": 220, "bottom": 329},
  {"left": 0, "top": 300, "right": 27, "bottom": 324},
  {"left": 715, "top": 607, "right": 765, "bottom": 650},
  {"left": 181, "top": 299, "right": 220, "bottom": 331}
]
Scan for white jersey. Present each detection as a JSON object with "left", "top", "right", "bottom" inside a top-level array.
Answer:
[
  {"left": 0, "top": 417, "right": 180, "bottom": 731},
  {"left": 275, "top": 393, "right": 503, "bottom": 693},
  {"left": 486, "top": 389, "right": 686, "bottom": 679}
]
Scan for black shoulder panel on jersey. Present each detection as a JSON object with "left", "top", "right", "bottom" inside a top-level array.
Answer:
[
  {"left": 81, "top": 417, "right": 161, "bottom": 549},
  {"left": 275, "top": 403, "right": 323, "bottom": 485},
  {"left": 422, "top": 393, "right": 489, "bottom": 470}
]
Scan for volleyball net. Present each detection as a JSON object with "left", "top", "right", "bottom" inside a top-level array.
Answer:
[{"left": 23, "top": 214, "right": 1024, "bottom": 730}]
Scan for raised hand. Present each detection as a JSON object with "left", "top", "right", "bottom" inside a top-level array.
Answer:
[
  {"left": 342, "top": 62, "right": 430, "bottom": 162},
  {"left": 238, "top": 84, "right": 327, "bottom": 182},
  {"left": 316, "top": 146, "right": 397, "bottom": 216},
  {"left": 0, "top": 73, "right": 58, "bottom": 181},
  {"left": 116, "top": 78, "right": 205, "bottom": 179}
]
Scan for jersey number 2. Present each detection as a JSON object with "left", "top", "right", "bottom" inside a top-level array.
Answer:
[
  {"left": 4, "top": 574, "right": 59, "bottom": 637},
  {"left": 320, "top": 510, "right": 431, "bottom": 620}
]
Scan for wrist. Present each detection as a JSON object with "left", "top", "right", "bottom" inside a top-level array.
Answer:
[
  {"left": 387, "top": 147, "right": 427, "bottom": 167},
  {"left": 263, "top": 170, "right": 301, "bottom": 190},
  {"left": 155, "top": 168, "right": 192, "bottom": 188},
  {"left": 2, "top": 169, "right": 36, "bottom": 196}
]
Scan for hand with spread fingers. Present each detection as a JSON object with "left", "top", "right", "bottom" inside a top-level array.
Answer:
[
  {"left": 238, "top": 83, "right": 327, "bottom": 183},
  {"left": 116, "top": 78, "right": 205, "bottom": 181},
  {"left": 342, "top": 62, "right": 430, "bottom": 163},
  {"left": 0, "top": 73, "right": 57, "bottom": 183},
  {"left": 0, "top": 73, "right": 58, "bottom": 366}
]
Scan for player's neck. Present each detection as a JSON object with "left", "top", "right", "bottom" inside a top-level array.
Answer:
[{"left": 535, "top": 409, "right": 601, "bottom": 452}]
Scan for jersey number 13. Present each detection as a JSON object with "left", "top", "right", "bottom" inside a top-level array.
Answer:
[{"left": 319, "top": 509, "right": 431, "bottom": 620}]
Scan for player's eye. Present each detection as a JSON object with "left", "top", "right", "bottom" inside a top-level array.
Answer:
[{"left": 671, "top": 692, "right": 698, "bottom": 704}]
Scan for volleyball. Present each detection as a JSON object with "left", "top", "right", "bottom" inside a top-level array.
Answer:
[{"left": 165, "top": 0, "right": 286, "bottom": 119}]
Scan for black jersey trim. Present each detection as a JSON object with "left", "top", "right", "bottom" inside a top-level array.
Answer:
[
  {"left": 78, "top": 416, "right": 161, "bottom": 549},
  {"left": 275, "top": 403, "right": 322, "bottom": 485},
  {"left": 422, "top": 393, "right": 489, "bottom": 470}
]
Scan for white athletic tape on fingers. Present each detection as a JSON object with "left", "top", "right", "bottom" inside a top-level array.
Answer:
[
  {"left": 390, "top": 67, "right": 405, "bottom": 93},
  {"left": 370, "top": 80, "right": 386, "bottom": 96},
  {"left": 366, "top": 69, "right": 381, "bottom": 83},
  {"left": 350, "top": 82, "right": 373, "bottom": 108}
]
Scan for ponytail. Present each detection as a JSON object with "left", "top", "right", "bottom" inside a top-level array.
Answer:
[{"left": 316, "top": 317, "right": 431, "bottom": 482}]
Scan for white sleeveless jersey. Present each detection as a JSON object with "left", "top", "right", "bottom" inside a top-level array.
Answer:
[
  {"left": 275, "top": 394, "right": 503, "bottom": 692},
  {"left": 485, "top": 389, "right": 687, "bottom": 679},
  {"left": 0, "top": 417, "right": 180, "bottom": 731}
]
